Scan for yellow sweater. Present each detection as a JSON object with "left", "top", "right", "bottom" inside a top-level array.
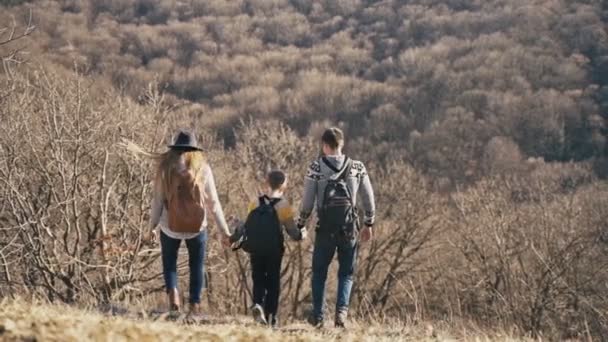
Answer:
[{"left": 247, "top": 196, "right": 301, "bottom": 241}]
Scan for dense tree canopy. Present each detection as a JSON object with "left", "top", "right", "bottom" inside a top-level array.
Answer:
[{"left": 2, "top": 0, "right": 606, "bottom": 183}]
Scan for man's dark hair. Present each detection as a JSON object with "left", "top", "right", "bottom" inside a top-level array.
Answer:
[
  {"left": 321, "top": 127, "right": 345, "bottom": 150},
  {"left": 267, "top": 170, "right": 287, "bottom": 190}
]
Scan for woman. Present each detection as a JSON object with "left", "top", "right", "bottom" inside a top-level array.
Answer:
[{"left": 144, "top": 131, "right": 231, "bottom": 316}]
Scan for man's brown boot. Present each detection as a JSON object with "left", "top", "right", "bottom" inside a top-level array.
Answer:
[
  {"left": 188, "top": 303, "right": 201, "bottom": 316},
  {"left": 168, "top": 288, "right": 180, "bottom": 312},
  {"left": 185, "top": 303, "right": 204, "bottom": 324},
  {"left": 335, "top": 309, "right": 348, "bottom": 328}
]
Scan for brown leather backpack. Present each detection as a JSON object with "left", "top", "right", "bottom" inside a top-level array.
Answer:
[{"left": 166, "top": 169, "right": 206, "bottom": 233}]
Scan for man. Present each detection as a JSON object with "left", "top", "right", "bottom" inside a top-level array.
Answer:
[{"left": 298, "top": 127, "right": 376, "bottom": 328}]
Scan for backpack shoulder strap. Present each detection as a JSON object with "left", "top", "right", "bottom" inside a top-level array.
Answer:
[
  {"left": 322, "top": 156, "right": 341, "bottom": 173},
  {"left": 338, "top": 159, "right": 355, "bottom": 206},
  {"left": 337, "top": 158, "right": 353, "bottom": 181},
  {"left": 321, "top": 156, "right": 351, "bottom": 179},
  {"left": 258, "top": 195, "right": 281, "bottom": 208},
  {"left": 258, "top": 195, "right": 269, "bottom": 207}
]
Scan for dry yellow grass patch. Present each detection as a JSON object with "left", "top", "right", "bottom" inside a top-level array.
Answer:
[{"left": 0, "top": 300, "right": 531, "bottom": 342}]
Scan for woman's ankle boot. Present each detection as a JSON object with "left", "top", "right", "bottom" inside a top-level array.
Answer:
[{"left": 168, "top": 288, "right": 180, "bottom": 312}]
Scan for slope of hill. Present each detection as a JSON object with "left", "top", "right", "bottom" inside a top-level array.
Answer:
[{"left": 0, "top": 300, "right": 532, "bottom": 342}]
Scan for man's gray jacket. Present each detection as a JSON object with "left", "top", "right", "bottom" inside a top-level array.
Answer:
[{"left": 297, "top": 155, "right": 376, "bottom": 228}]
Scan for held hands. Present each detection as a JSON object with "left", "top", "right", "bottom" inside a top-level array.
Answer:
[
  {"left": 299, "top": 227, "right": 308, "bottom": 241},
  {"left": 296, "top": 223, "right": 308, "bottom": 241},
  {"left": 225, "top": 215, "right": 242, "bottom": 249}
]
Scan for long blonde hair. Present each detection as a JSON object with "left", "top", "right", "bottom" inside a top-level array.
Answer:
[
  {"left": 121, "top": 139, "right": 206, "bottom": 196},
  {"left": 156, "top": 149, "right": 205, "bottom": 197}
]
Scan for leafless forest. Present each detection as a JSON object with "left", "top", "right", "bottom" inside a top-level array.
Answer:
[{"left": 1, "top": 0, "right": 608, "bottom": 339}]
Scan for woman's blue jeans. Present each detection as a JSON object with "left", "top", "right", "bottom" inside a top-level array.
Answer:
[{"left": 160, "top": 230, "right": 207, "bottom": 304}]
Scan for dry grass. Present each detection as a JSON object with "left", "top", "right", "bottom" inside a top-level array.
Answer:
[{"left": 0, "top": 300, "right": 534, "bottom": 342}]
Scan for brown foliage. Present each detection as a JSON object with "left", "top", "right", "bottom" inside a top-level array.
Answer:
[
  {"left": 0, "top": 62, "right": 607, "bottom": 339},
  {"left": 3, "top": 0, "right": 606, "bottom": 179},
  {"left": 1, "top": 0, "right": 608, "bottom": 338}
]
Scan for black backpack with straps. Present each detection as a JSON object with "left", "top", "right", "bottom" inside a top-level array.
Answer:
[
  {"left": 319, "top": 157, "right": 358, "bottom": 238},
  {"left": 241, "top": 196, "right": 284, "bottom": 255}
]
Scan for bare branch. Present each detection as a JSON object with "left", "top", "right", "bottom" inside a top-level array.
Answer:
[{"left": 1, "top": 9, "right": 36, "bottom": 75}]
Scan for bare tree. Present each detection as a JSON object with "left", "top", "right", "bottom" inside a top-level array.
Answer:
[
  {"left": 0, "top": 69, "right": 168, "bottom": 304},
  {"left": 1, "top": 9, "right": 35, "bottom": 76},
  {"left": 449, "top": 173, "right": 608, "bottom": 337}
]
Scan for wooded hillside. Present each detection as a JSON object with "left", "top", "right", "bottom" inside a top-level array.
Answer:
[
  {"left": 1, "top": 0, "right": 608, "bottom": 339},
  {"left": 3, "top": 0, "right": 608, "bottom": 183}
]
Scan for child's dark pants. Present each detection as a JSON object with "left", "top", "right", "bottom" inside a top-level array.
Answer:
[{"left": 250, "top": 252, "right": 283, "bottom": 323}]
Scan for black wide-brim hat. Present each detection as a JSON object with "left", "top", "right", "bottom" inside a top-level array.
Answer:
[{"left": 168, "top": 131, "right": 203, "bottom": 151}]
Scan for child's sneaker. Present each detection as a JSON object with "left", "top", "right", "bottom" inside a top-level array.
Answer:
[
  {"left": 251, "top": 304, "right": 268, "bottom": 325},
  {"left": 269, "top": 315, "right": 279, "bottom": 328}
]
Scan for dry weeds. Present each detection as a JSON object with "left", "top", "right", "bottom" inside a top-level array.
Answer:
[{"left": 0, "top": 300, "right": 535, "bottom": 342}]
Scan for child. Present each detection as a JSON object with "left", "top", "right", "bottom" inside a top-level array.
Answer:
[{"left": 230, "top": 170, "right": 306, "bottom": 327}]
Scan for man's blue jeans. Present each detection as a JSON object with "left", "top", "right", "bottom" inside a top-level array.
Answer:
[
  {"left": 160, "top": 230, "right": 207, "bottom": 304},
  {"left": 312, "top": 231, "right": 358, "bottom": 319}
]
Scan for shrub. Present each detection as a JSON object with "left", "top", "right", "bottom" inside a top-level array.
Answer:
[
  {"left": 0, "top": 68, "right": 160, "bottom": 303},
  {"left": 450, "top": 175, "right": 608, "bottom": 337}
]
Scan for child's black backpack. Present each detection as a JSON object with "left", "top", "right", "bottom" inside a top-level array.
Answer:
[
  {"left": 241, "top": 196, "right": 284, "bottom": 255},
  {"left": 319, "top": 157, "right": 357, "bottom": 238}
]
